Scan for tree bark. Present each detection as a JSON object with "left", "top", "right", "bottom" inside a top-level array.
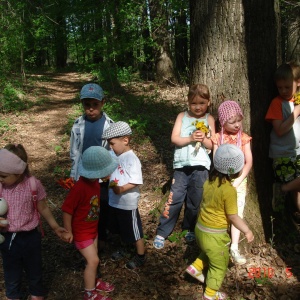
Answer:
[
  {"left": 149, "top": 0, "right": 176, "bottom": 84},
  {"left": 190, "top": 0, "right": 280, "bottom": 243}
]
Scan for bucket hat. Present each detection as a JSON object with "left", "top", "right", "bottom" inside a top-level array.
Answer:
[
  {"left": 213, "top": 144, "right": 244, "bottom": 175},
  {"left": 80, "top": 83, "right": 104, "bottom": 101},
  {"left": 78, "top": 146, "right": 118, "bottom": 179},
  {"left": 102, "top": 121, "right": 132, "bottom": 140}
]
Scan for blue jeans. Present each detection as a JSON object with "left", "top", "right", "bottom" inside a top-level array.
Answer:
[
  {"left": 0, "top": 229, "right": 46, "bottom": 298},
  {"left": 156, "top": 167, "right": 208, "bottom": 238}
]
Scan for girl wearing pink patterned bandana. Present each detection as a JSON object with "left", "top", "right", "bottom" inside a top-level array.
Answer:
[{"left": 212, "top": 100, "right": 253, "bottom": 265}]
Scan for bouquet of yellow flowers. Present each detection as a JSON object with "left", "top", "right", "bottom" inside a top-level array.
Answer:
[
  {"left": 191, "top": 120, "right": 210, "bottom": 156},
  {"left": 294, "top": 91, "right": 300, "bottom": 105}
]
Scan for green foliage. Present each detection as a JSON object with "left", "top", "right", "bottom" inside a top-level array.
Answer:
[
  {"left": 0, "top": 83, "right": 28, "bottom": 112},
  {"left": 0, "top": 119, "right": 11, "bottom": 135},
  {"left": 53, "top": 166, "right": 70, "bottom": 178},
  {"left": 168, "top": 230, "right": 188, "bottom": 243}
]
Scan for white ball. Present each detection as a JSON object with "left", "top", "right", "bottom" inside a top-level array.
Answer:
[{"left": 0, "top": 198, "right": 8, "bottom": 215}]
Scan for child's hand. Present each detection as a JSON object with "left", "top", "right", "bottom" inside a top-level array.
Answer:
[
  {"left": 111, "top": 185, "right": 123, "bottom": 195},
  {"left": 54, "top": 226, "right": 68, "bottom": 238},
  {"left": 0, "top": 218, "right": 9, "bottom": 228},
  {"left": 61, "top": 232, "right": 73, "bottom": 243},
  {"left": 191, "top": 130, "right": 205, "bottom": 143},
  {"left": 245, "top": 230, "right": 254, "bottom": 243}
]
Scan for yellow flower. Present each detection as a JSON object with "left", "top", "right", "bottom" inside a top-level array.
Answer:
[
  {"left": 294, "top": 92, "right": 300, "bottom": 105},
  {"left": 191, "top": 120, "right": 210, "bottom": 156},
  {"left": 192, "top": 121, "right": 209, "bottom": 133}
]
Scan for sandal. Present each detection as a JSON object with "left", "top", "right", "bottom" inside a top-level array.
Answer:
[{"left": 153, "top": 235, "right": 165, "bottom": 249}]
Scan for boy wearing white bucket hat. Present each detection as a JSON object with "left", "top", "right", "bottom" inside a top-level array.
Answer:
[
  {"left": 185, "top": 144, "right": 254, "bottom": 300},
  {"left": 62, "top": 146, "right": 118, "bottom": 300}
]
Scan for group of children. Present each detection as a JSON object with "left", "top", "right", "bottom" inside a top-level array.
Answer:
[{"left": 0, "top": 60, "right": 299, "bottom": 300}]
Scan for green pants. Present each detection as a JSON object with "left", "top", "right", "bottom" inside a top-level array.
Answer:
[{"left": 195, "top": 225, "right": 230, "bottom": 291}]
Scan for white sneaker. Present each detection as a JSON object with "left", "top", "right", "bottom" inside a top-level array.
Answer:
[
  {"left": 185, "top": 264, "right": 205, "bottom": 283},
  {"left": 230, "top": 249, "right": 246, "bottom": 265}
]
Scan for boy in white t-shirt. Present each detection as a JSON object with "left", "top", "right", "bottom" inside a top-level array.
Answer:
[{"left": 102, "top": 121, "right": 145, "bottom": 269}]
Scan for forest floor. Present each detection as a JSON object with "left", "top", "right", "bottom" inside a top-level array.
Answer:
[{"left": 0, "top": 71, "right": 300, "bottom": 300}]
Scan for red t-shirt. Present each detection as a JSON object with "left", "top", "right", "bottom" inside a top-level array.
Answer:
[
  {"left": 265, "top": 95, "right": 295, "bottom": 122},
  {"left": 61, "top": 177, "right": 100, "bottom": 242}
]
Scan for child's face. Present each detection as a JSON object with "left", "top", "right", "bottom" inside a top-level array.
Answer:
[
  {"left": 0, "top": 171, "right": 22, "bottom": 186},
  {"left": 109, "top": 137, "right": 129, "bottom": 156},
  {"left": 188, "top": 96, "right": 210, "bottom": 118},
  {"left": 276, "top": 78, "right": 300, "bottom": 101},
  {"left": 82, "top": 98, "right": 105, "bottom": 121},
  {"left": 224, "top": 114, "right": 243, "bottom": 134}
]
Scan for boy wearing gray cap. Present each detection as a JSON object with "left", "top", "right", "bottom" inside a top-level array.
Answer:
[
  {"left": 185, "top": 144, "right": 254, "bottom": 300},
  {"left": 102, "top": 121, "right": 145, "bottom": 270},
  {"left": 70, "top": 83, "right": 114, "bottom": 250}
]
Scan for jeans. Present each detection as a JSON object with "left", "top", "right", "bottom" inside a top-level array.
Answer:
[
  {"left": 156, "top": 168, "right": 208, "bottom": 238},
  {"left": 0, "top": 229, "right": 46, "bottom": 299}
]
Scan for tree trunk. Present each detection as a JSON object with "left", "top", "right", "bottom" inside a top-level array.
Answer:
[
  {"left": 190, "top": 0, "right": 280, "bottom": 243},
  {"left": 149, "top": 0, "right": 176, "bottom": 84}
]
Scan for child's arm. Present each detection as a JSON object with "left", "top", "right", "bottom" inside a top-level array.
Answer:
[
  {"left": 171, "top": 112, "right": 204, "bottom": 147},
  {"left": 272, "top": 104, "right": 300, "bottom": 136},
  {"left": 227, "top": 214, "right": 254, "bottom": 242},
  {"left": 201, "top": 114, "right": 215, "bottom": 150},
  {"left": 232, "top": 142, "right": 253, "bottom": 188},
  {"left": 111, "top": 183, "right": 138, "bottom": 195},
  {"left": 62, "top": 212, "right": 73, "bottom": 243},
  {"left": 37, "top": 200, "right": 67, "bottom": 238}
]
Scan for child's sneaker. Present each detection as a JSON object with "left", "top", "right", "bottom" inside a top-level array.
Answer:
[
  {"left": 272, "top": 182, "right": 286, "bottom": 211},
  {"left": 185, "top": 231, "right": 195, "bottom": 243},
  {"left": 95, "top": 279, "right": 115, "bottom": 292},
  {"left": 83, "top": 289, "right": 111, "bottom": 300},
  {"left": 111, "top": 249, "right": 127, "bottom": 261},
  {"left": 125, "top": 255, "right": 146, "bottom": 269},
  {"left": 203, "top": 291, "right": 228, "bottom": 300},
  {"left": 230, "top": 249, "right": 246, "bottom": 265},
  {"left": 185, "top": 264, "right": 205, "bottom": 283}
]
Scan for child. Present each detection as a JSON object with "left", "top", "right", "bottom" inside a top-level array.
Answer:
[
  {"left": 153, "top": 84, "right": 215, "bottom": 249},
  {"left": 186, "top": 144, "right": 254, "bottom": 300},
  {"left": 62, "top": 146, "right": 118, "bottom": 300},
  {"left": 0, "top": 144, "right": 66, "bottom": 300},
  {"left": 101, "top": 121, "right": 145, "bottom": 270},
  {"left": 70, "top": 83, "right": 114, "bottom": 250},
  {"left": 265, "top": 62, "right": 300, "bottom": 221},
  {"left": 211, "top": 100, "right": 252, "bottom": 265}
]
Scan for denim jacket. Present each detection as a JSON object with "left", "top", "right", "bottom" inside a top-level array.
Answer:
[{"left": 70, "top": 112, "right": 114, "bottom": 180}]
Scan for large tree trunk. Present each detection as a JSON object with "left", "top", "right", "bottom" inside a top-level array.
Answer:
[{"left": 190, "top": 0, "right": 280, "bottom": 244}]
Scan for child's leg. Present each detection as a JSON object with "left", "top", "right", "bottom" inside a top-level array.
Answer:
[
  {"left": 79, "top": 241, "right": 100, "bottom": 290},
  {"left": 230, "top": 180, "right": 247, "bottom": 264},
  {"left": 202, "top": 232, "right": 230, "bottom": 299},
  {"left": 156, "top": 170, "right": 189, "bottom": 239},
  {"left": 136, "top": 238, "right": 145, "bottom": 255},
  {"left": 183, "top": 169, "right": 208, "bottom": 233},
  {"left": 98, "top": 181, "right": 110, "bottom": 250}
]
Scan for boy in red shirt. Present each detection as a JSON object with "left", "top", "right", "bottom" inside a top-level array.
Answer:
[{"left": 62, "top": 146, "right": 118, "bottom": 300}]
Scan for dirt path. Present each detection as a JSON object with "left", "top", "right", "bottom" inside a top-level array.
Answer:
[{"left": 1, "top": 72, "right": 300, "bottom": 300}]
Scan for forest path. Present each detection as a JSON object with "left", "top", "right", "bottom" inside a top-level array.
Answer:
[{"left": 0, "top": 71, "right": 300, "bottom": 300}]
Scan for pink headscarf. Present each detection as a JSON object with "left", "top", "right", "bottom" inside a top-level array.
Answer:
[
  {"left": 0, "top": 149, "right": 27, "bottom": 174},
  {"left": 218, "top": 100, "right": 243, "bottom": 147}
]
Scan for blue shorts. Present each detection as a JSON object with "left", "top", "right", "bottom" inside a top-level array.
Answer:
[{"left": 109, "top": 206, "right": 144, "bottom": 244}]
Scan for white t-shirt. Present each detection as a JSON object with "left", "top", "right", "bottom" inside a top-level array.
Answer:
[{"left": 109, "top": 150, "right": 143, "bottom": 210}]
